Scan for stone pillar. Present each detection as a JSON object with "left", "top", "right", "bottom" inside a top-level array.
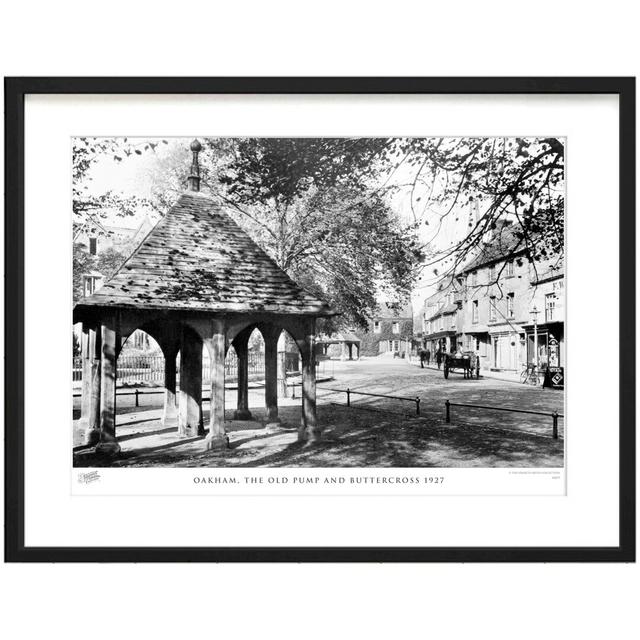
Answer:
[
  {"left": 79, "top": 326, "right": 92, "bottom": 428},
  {"left": 162, "top": 347, "right": 178, "bottom": 428},
  {"left": 205, "top": 321, "right": 228, "bottom": 449},
  {"left": 277, "top": 334, "right": 289, "bottom": 399},
  {"left": 80, "top": 323, "right": 102, "bottom": 446},
  {"left": 233, "top": 333, "right": 252, "bottom": 420},
  {"left": 264, "top": 327, "right": 280, "bottom": 428},
  {"left": 178, "top": 327, "right": 203, "bottom": 437},
  {"left": 96, "top": 319, "right": 120, "bottom": 454},
  {"left": 348, "top": 344, "right": 353, "bottom": 360},
  {"left": 299, "top": 321, "right": 319, "bottom": 443}
]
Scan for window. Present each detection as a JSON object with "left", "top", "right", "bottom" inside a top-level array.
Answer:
[
  {"left": 507, "top": 293, "right": 514, "bottom": 318},
  {"left": 472, "top": 300, "right": 479, "bottom": 323},
  {"left": 472, "top": 271, "right": 478, "bottom": 286},
  {"left": 489, "top": 263, "right": 496, "bottom": 281},
  {"left": 425, "top": 320, "right": 431, "bottom": 334},
  {"left": 388, "top": 339, "right": 393, "bottom": 351},
  {"left": 489, "top": 296, "right": 497, "bottom": 322},
  {"left": 506, "top": 260, "right": 514, "bottom": 277},
  {"left": 392, "top": 322, "right": 400, "bottom": 334},
  {"left": 545, "top": 293, "right": 556, "bottom": 322},
  {"left": 83, "top": 275, "right": 100, "bottom": 297},
  {"left": 373, "top": 320, "right": 381, "bottom": 334},
  {"left": 89, "top": 237, "right": 97, "bottom": 255},
  {"left": 451, "top": 311, "right": 457, "bottom": 327}
]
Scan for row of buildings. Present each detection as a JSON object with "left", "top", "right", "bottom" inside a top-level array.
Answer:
[{"left": 418, "top": 222, "right": 565, "bottom": 374}]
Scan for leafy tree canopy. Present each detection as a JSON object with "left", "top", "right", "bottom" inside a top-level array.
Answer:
[
  {"left": 217, "top": 137, "right": 564, "bottom": 286},
  {"left": 72, "top": 136, "right": 563, "bottom": 331}
]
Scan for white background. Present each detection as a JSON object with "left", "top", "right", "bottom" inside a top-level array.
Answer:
[
  {"left": 24, "top": 94, "right": 606, "bottom": 547},
  {"left": 1, "top": 1, "right": 638, "bottom": 639}
]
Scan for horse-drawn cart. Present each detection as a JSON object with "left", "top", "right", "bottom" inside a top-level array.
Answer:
[{"left": 443, "top": 351, "right": 480, "bottom": 379}]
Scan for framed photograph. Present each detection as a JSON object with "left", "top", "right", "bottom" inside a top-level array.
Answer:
[{"left": 4, "top": 77, "right": 635, "bottom": 562}]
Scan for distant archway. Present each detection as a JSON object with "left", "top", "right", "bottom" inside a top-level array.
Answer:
[{"left": 117, "top": 329, "right": 163, "bottom": 387}]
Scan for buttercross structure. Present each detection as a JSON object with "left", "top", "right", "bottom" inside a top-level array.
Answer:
[
  {"left": 73, "top": 140, "right": 335, "bottom": 454},
  {"left": 316, "top": 331, "right": 362, "bottom": 360}
]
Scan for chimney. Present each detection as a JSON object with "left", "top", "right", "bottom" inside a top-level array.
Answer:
[
  {"left": 187, "top": 139, "right": 202, "bottom": 192},
  {"left": 468, "top": 196, "right": 480, "bottom": 228}
]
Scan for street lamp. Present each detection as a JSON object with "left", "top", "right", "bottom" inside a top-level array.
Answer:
[{"left": 530, "top": 305, "right": 539, "bottom": 374}]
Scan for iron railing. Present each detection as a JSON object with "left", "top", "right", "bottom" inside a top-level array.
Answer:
[
  {"left": 316, "top": 386, "right": 422, "bottom": 416},
  {"left": 72, "top": 351, "right": 278, "bottom": 384},
  {"left": 444, "top": 399, "right": 563, "bottom": 439}
]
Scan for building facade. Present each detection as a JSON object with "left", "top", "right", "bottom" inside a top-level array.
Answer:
[
  {"left": 420, "top": 281, "right": 463, "bottom": 357},
  {"left": 74, "top": 216, "right": 155, "bottom": 297},
  {"left": 358, "top": 301, "right": 414, "bottom": 357},
  {"left": 419, "top": 225, "right": 565, "bottom": 375}
]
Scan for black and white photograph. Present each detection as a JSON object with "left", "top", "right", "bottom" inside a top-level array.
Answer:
[
  {"left": 2, "top": 1, "right": 637, "bottom": 636},
  {"left": 72, "top": 135, "right": 565, "bottom": 471}
]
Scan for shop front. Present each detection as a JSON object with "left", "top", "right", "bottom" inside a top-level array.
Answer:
[
  {"left": 489, "top": 329, "right": 521, "bottom": 371},
  {"left": 523, "top": 321, "right": 565, "bottom": 369},
  {"left": 424, "top": 329, "right": 458, "bottom": 358}
]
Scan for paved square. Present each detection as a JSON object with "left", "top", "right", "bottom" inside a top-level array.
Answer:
[{"left": 74, "top": 358, "right": 564, "bottom": 468}]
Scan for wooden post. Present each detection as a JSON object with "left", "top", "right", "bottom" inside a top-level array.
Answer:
[
  {"left": 88, "top": 328, "right": 102, "bottom": 440},
  {"left": 96, "top": 319, "right": 120, "bottom": 454},
  {"left": 81, "top": 323, "right": 102, "bottom": 445},
  {"left": 264, "top": 327, "right": 280, "bottom": 428},
  {"left": 233, "top": 333, "right": 252, "bottom": 420},
  {"left": 299, "top": 321, "right": 319, "bottom": 443},
  {"left": 162, "top": 347, "right": 178, "bottom": 428},
  {"left": 277, "top": 344, "right": 289, "bottom": 399},
  {"left": 178, "top": 327, "right": 203, "bottom": 437},
  {"left": 79, "top": 325, "right": 92, "bottom": 428},
  {"left": 205, "top": 321, "right": 228, "bottom": 449}
]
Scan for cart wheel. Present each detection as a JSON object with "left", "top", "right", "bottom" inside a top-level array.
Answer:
[{"left": 444, "top": 363, "right": 449, "bottom": 379}]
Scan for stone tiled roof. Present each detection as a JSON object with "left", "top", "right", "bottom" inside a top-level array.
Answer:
[
  {"left": 75, "top": 192, "right": 335, "bottom": 316},
  {"left": 318, "top": 331, "right": 361, "bottom": 344},
  {"left": 461, "top": 225, "right": 526, "bottom": 273}
]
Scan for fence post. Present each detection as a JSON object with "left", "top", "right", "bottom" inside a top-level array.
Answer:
[
  {"left": 445, "top": 399, "right": 450, "bottom": 423},
  {"left": 415, "top": 396, "right": 421, "bottom": 416},
  {"left": 552, "top": 411, "right": 558, "bottom": 439},
  {"left": 346, "top": 388, "right": 351, "bottom": 407},
  {"left": 135, "top": 389, "right": 139, "bottom": 407}
]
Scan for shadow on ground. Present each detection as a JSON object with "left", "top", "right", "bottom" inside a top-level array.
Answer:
[{"left": 74, "top": 403, "right": 563, "bottom": 469}]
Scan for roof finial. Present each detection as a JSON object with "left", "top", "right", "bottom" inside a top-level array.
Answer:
[{"left": 187, "top": 139, "right": 202, "bottom": 192}]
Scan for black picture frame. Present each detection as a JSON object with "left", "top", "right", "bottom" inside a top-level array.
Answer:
[{"left": 4, "top": 76, "right": 635, "bottom": 563}]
